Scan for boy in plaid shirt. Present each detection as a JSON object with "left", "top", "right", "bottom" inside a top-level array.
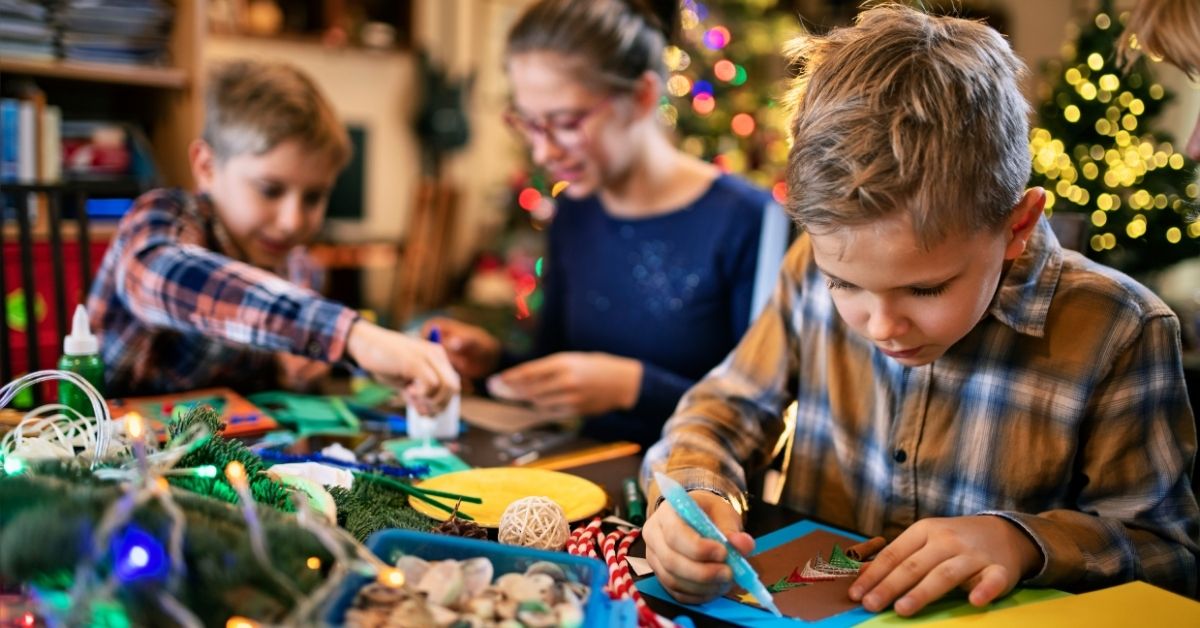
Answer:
[{"left": 88, "top": 60, "right": 457, "bottom": 413}]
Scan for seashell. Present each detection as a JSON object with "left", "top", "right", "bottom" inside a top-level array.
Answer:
[
  {"left": 526, "top": 573, "right": 558, "bottom": 605},
  {"left": 428, "top": 604, "right": 459, "bottom": 626},
  {"left": 461, "top": 557, "right": 494, "bottom": 597},
  {"left": 418, "top": 560, "right": 466, "bottom": 607},
  {"left": 465, "top": 595, "right": 495, "bottom": 619},
  {"left": 524, "top": 561, "right": 567, "bottom": 582},
  {"left": 396, "top": 555, "right": 430, "bottom": 586},
  {"left": 556, "top": 587, "right": 585, "bottom": 628},
  {"left": 516, "top": 600, "right": 558, "bottom": 628},
  {"left": 358, "top": 581, "right": 412, "bottom": 606},
  {"left": 386, "top": 598, "right": 436, "bottom": 627}
]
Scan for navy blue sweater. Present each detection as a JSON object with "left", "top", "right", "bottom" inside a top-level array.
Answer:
[{"left": 534, "top": 174, "right": 771, "bottom": 447}]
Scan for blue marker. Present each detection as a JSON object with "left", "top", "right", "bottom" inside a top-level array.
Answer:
[{"left": 654, "top": 471, "right": 782, "bottom": 617}]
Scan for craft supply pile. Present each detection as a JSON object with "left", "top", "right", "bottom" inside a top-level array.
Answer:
[{"left": 0, "top": 371, "right": 655, "bottom": 626}]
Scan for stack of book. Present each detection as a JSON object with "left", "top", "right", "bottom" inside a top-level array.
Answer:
[
  {"left": 0, "top": 95, "right": 62, "bottom": 185},
  {"left": 60, "top": 0, "right": 172, "bottom": 65},
  {"left": 0, "top": 0, "right": 56, "bottom": 61}
]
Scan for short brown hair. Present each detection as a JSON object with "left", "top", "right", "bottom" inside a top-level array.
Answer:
[
  {"left": 784, "top": 4, "right": 1030, "bottom": 247},
  {"left": 505, "top": 0, "right": 667, "bottom": 94},
  {"left": 1120, "top": 0, "right": 1200, "bottom": 79},
  {"left": 203, "top": 59, "right": 351, "bottom": 168}
]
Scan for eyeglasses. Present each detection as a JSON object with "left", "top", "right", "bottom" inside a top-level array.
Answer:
[{"left": 502, "top": 98, "right": 612, "bottom": 148}]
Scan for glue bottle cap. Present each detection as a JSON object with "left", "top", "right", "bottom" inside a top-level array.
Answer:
[{"left": 63, "top": 305, "right": 99, "bottom": 356}]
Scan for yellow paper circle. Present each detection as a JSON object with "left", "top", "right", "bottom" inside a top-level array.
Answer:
[{"left": 409, "top": 467, "right": 608, "bottom": 528}]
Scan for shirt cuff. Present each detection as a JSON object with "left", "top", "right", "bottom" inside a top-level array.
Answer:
[
  {"left": 979, "top": 510, "right": 1082, "bottom": 586},
  {"left": 644, "top": 467, "right": 748, "bottom": 519},
  {"left": 295, "top": 299, "right": 359, "bottom": 362}
]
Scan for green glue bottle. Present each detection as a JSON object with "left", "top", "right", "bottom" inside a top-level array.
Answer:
[{"left": 58, "top": 304, "right": 104, "bottom": 417}]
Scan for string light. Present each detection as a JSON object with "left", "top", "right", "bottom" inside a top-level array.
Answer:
[
  {"left": 714, "top": 59, "right": 736, "bottom": 82},
  {"left": 551, "top": 181, "right": 569, "bottom": 198},
  {"left": 306, "top": 556, "right": 322, "bottom": 570},
  {"left": 703, "top": 26, "right": 730, "bottom": 50},
  {"left": 226, "top": 617, "right": 259, "bottom": 628},
  {"left": 518, "top": 188, "right": 541, "bottom": 211},
  {"left": 692, "top": 93, "right": 715, "bottom": 115},
  {"left": 3, "top": 455, "right": 24, "bottom": 475},
  {"left": 731, "top": 113, "right": 755, "bottom": 136},
  {"left": 378, "top": 567, "right": 405, "bottom": 588}
]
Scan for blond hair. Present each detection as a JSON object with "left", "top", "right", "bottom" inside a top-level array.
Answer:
[
  {"left": 784, "top": 4, "right": 1030, "bottom": 247},
  {"left": 203, "top": 59, "right": 351, "bottom": 168},
  {"left": 1121, "top": 0, "right": 1200, "bottom": 79}
]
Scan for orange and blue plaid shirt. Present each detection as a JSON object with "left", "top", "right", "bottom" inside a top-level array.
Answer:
[
  {"left": 87, "top": 189, "right": 358, "bottom": 396},
  {"left": 645, "top": 219, "right": 1199, "bottom": 596}
]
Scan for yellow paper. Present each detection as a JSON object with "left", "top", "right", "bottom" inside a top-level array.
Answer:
[
  {"left": 409, "top": 467, "right": 608, "bottom": 527},
  {"left": 926, "top": 581, "right": 1199, "bottom": 627}
]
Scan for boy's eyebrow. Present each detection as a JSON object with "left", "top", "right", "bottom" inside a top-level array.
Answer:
[{"left": 816, "top": 264, "right": 960, "bottom": 289}]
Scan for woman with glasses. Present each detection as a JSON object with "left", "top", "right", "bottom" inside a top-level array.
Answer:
[{"left": 427, "top": 0, "right": 782, "bottom": 448}]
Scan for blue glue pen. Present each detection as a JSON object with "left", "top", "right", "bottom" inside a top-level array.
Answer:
[{"left": 653, "top": 471, "right": 782, "bottom": 617}]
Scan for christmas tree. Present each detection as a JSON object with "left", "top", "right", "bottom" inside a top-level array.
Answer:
[
  {"left": 1029, "top": 0, "right": 1199, "bottom": 275},
  {"left": 664, "top": 0, "right": 799, "bottom": 202}
]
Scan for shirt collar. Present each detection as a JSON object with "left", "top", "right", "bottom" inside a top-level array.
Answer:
[{"left": 987, "top": 218, "right": 1064, "bottom": 338}]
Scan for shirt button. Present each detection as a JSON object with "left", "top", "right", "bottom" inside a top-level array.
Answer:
[{"left": 893, "top": 449, "right": 907, "bottom": 463}]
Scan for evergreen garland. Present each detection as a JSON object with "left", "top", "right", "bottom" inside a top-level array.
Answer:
[
  {"left": 167, "top": 405, "right": 295, "bottom": 511},
  {"left": 0, "top": 465, "right": 339, "bottom": 626},
  {"left": 329, "top": 478, "right": 435, "bottom": 542}
]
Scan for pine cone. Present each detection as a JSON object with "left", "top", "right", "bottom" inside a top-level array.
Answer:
[{"left": 433, "top": 500, "right": 488, "bottom": 540}]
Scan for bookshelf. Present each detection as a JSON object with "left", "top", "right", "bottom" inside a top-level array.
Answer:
[{"left": 1, "top": 0, "right": 206, "bottom": 193}]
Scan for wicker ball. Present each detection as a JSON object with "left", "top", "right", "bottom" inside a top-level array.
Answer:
[{"left": 497, "top": 496, "right": 569, "bottom": 551}]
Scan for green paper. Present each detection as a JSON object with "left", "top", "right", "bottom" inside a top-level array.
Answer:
[
  {"left": 383, "top": 439, "right": 470, "bottom": 477},
  {"left": 857, "top": 587, "right": 1071, "bottom": 626},
  {"left": 248, "top": 391, "right": 361, "bottom": 436}
]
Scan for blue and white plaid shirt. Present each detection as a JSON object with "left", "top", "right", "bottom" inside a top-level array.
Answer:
[{"left": 645, "top": 219, "right": 1199, "bottom": 596}]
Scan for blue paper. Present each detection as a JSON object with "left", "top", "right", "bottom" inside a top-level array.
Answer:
[{"left": 639, "top": 519, "right": 877, "bottom": 627}]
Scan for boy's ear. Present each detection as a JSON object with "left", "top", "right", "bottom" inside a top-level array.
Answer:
[
  {"left": 189, "top": 139, "right": 216, "bottom": 191},
  {"left": 1003, "top": 187, "right": 1046, "bottom": 261}
]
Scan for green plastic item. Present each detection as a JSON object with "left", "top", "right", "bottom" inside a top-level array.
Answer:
[
  {"left": 247, "top": 391, "right": 361, "bottom": 436},
  {"left": 57, "top": 305, "right": 104, "bottom": 417}
]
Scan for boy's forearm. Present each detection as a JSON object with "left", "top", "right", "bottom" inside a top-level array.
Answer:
[
  {"left": 120, "top": 236, "right": 358, "bottom": 362},
  {"left": 987, "top": 509, "right": 1199, "bottom": 597}
]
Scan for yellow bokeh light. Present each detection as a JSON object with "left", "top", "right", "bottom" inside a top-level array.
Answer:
[
  {"left": 1121, "top": 114, "right": 1137, "bottom": 131},
  {"left": 1082, "top": 162, "right": 1099, "bottom": 180},
  {"left": 1095, "top": 119, "right": 1112, "bottom": 135},
  {"left": 1065, "top": 68, "right": 1082, "bottom": 84},
  {"left": 1169, "top": 154, "right": 1185, "bottom": 169},
  {"left": 1043, "top": 190, "right": 1056, "bottom": 209},
  {"left": 1167, "top": 227, "right": 1182, "bottom": 244},
  {"left": 1189, "top": 223, "right": 1200, "bottom": 238},
  {"left": 1186, "top": 184, "right": 1198, "bottom": 198},
  {"left": 1097, "top": 194, "right": 1113, "bottom": 210},
  {"left": 666, "top": 74, "right": 691, "bottom": 98},
  {"left": 1102, "top": 233, "right": 1117, "bottom": 249},
  {"left": 379, "top": 567, "right": 406, "bottom": 588},
  {"left": 1087, "top": 53, "right": 1104, "bottom": 71},
  {"left": 1090, "top": 234, "right": 1105, "bottom": 251},
  {"left": 1126, "top": 221, "right": 1146, "bottom": 238},
  {"left": 1091, "top": 210, "right": 1107, "bottom": 227},
  {"left": 1063, "top": 105, "right": 1080, "bottom": 123},
  {"left": 1154, "top": 194, "right": 1168, "bottom": 209},
  {"left": 1079, "top": 82, "right": 1097, "bottom": 100},
  {"left": 1098, "top": 74, "right": 1119, "bottom": 91},
  {"left": 1095, "top": 13, "right": 1111, "bottom": 29},
  {"left": 1129, "top": 98, "right": 1145, "bottom": 115},
  {"left": 1149, "top": 84, "right": 1164, "bottom": 99},
  {"left": 306, "top": 556, "right": 322, "bottom": 570}
]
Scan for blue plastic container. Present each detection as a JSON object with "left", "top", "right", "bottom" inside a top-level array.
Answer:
[{"left": 323, "top": 529, "right": 637, "bottom": 627}]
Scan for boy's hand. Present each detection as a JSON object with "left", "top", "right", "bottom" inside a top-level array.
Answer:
[
  {"left": 491, "top": 352, "right": 642, "bottom": 417},
  {"left": 347, "top": 320, "right": 460, "bottom": 415},
  {"left": 276, "top": 352, "right": 331, "bottom": 392},
  {"left": 849, "top": 516, "right": 1042, "bottom": 617},
  {"left": 421, "top": 317, "right": 501, "bottom": 380},
  {"left": 642, "top": 490, "right": 755, "bottom": 605}
]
